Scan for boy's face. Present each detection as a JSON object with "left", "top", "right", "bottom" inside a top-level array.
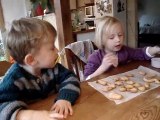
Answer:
[
  {"left": 103, "top": 23, "right": 124, "bottom": 53},
  {"left": 34, "top": 34, "right": 58, "bottom": 69}
]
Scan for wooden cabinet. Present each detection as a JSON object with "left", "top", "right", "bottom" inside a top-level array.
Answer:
[
  {"left": 78, "top": 0, "right": 94, "bottom": 8},
  {"left": 70, "top": 0, "right": 76, "bottom": 10},
  {"left": 77, "top": 0, "right": 85, "bottom": 7},
  {"left": 84, "top": 0, "right": 94, "bottom": 5}
]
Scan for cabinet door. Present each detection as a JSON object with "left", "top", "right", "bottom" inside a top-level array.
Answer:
[
  {"left": 70, "top": 0, "right": 76, "bottom": 10},
  {"left": 84, "top": 0, "right": 94, "bottom": 5},
  {"left": 77, "top": 0, "right": 85, "bottom": 7}
]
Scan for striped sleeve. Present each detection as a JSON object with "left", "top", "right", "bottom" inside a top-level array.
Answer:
[{"left": 54, "top": 63, "right": 80, "bottom": 105}]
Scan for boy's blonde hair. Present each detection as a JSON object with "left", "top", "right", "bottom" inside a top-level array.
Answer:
[
  {"left": 7, "top": 18, "right": 57, "bottom": 64},
  {"left": 94, "top": 16, "right": 123, "bottom": 49}
]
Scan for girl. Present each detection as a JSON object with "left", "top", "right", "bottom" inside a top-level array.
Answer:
[{"left": 84, "top": 16, "right": 160, "bottom": 80}]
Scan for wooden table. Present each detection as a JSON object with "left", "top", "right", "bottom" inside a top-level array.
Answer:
[
  {"left": 1, "top": 61, "right": 160, "bottom": 120},
  {"left": 28, "top": 60, "right": 160, "bottom": 120}
]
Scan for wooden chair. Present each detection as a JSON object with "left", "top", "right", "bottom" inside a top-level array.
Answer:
[
  {"left": 64, "top": 41, "right": 97, "bottom": 81},
  {"left": 65, "top": 48, "right": 85, "bottom": 81},
  {"left": 0, "top": 61, "right": 12, "bottom": 76}
]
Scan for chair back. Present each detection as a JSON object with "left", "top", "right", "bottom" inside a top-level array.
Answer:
[
  {"left": 64, "top": 40, "right": 97, "bottom": 81},
  {"left": 65, "top": 48, "right": 85, "bottom": 81}
]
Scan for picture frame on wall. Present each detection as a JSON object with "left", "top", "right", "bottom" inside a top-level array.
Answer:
[{"left": 95, "top": 0, "right": 113, "bottom": 18}]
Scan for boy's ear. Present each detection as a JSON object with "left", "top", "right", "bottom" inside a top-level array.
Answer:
[{"left": 24, "top": 54, "right": 37, "bottom": 66}]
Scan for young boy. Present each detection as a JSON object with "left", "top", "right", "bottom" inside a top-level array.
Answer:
[{"left": 0, "top": 18, "right": 80, "bottom": 120}]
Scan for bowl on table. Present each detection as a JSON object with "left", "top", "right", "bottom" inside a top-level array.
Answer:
[{"left": 151, "top": 57, "right": 160, "bottom": 68}]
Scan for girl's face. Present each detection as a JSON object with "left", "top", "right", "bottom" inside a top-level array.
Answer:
[{"left": 103, "top": 23, "right": 124, "bottom": 53}]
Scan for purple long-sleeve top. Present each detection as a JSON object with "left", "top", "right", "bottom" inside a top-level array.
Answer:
[{"left": 84, "top": 46, "right": 151, "bottom": 77}]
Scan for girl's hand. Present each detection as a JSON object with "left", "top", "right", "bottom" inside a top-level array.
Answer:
[
  {"left": 51, "top": 100, "right": 73, "bottom": 119},
  {"left": 148, "top": 46, "right": 160, "bottom": 56},
  {"left": 101, "top": 53, "right": 118, "bottom": 69},
  {"left": 88, "top": 53, "right": 118, "bottom": 79}
]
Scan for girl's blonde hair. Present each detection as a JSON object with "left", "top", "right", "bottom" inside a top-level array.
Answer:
[
  {"left": 94, "top": 16, "right": 122, "bottom": 49},
  {"left": 7, "top": 18, "right": 57, "bottom": 64}
]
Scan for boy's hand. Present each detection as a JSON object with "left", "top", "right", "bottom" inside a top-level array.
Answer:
[
  {"left": 148, "top": 46, "right": 160, "bottom": 56},
  {"left": 101, "top": 53, "right": 118, "bottom": 69},
  {"left": 51, "top": 100, "right": 73, "bottom": 119},
  {"left": 17, "top": 110, "right": 64, "bottom": 120}
]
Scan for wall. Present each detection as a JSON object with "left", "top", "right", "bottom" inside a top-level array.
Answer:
[
  {"left": 1, "top": 0, "right": 28, "bottom": 30},
  {"left": 126, "top": 0, "right": 137, "bottom": 48},
  {"left": 35, "top": 13, "right": 58, "bottom": 49},
  {"left": 1, "top": 0, "right": 58, "bottom": 60},
  {"left": 0, "top": 0, "right": 31, "bottom": 61},
  {"left": 114, "top": 0, "right": 127, "bottom": 45}
]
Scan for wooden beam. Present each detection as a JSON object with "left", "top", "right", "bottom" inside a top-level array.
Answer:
[{"left": 53, "top": 0, "right": 73, "bottom": 51}]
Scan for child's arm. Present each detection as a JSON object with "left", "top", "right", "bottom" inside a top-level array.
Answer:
[
  {"left": 88, "top": 53, "right": 118, "bottom": 79},
  {"left": 52, "top": 64, "right": 80, "bottom": 118},
  {"left": 119, "top": 46, "right": 152, "bottom": 62},
  {"left": 0, "top": 100, "right": 64, "bottom": 120},
  {"left": 54, "top": 64, "right": 80, "bottom": 104},
  {"left": 0, "top": 101, "right": 25, "bottom": 120},
  {"left": 16, "top": 110, "right": 64, "bottom": 120}
]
